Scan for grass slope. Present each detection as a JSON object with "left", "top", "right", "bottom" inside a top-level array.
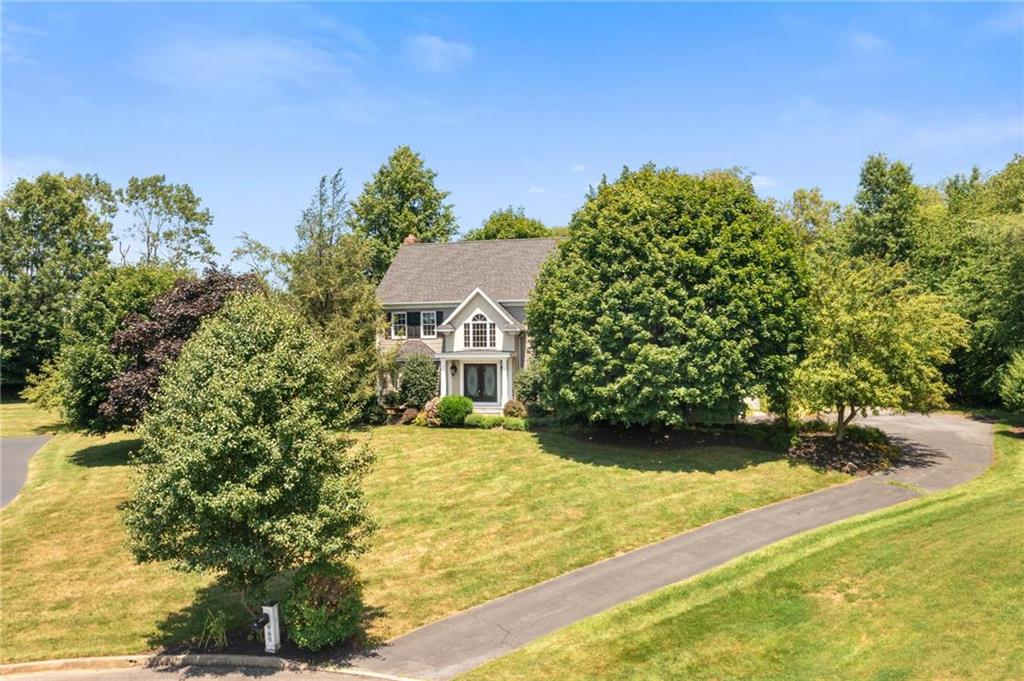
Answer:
[
  {"left": 0, "top": 405, "right": 846, "bottom": 663},
  {"left": 0, "top": 398, "right": 62, "bottom": 437},
  {"left": 464, "top": 418, "right": 1024, "bottom": 681}
]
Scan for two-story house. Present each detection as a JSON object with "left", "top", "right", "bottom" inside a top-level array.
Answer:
[{"left": 376, "top": 235, "right": 559, "bottom": 413}]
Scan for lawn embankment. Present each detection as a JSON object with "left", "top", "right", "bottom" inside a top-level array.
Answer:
[
  {"left": 0, "top": 398, "right": 63, "bottom": 437},
  {"left": 0, "top": 402, "right": 847, "bottom": 663},
  {"left": 464, "top": 417, "right": 1024, "bottom": 681}
]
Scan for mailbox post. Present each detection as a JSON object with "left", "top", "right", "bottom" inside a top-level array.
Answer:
[{"left": 251, "top": 603, "right": 281, "bottom": 653}]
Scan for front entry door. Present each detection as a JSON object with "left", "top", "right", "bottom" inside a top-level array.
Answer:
[{"left": 464, "top": 363, "right": 498, "bottom": 403}]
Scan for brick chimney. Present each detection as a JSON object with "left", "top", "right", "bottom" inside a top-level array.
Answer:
[{"left": 402, "top": 233, "right": 418, "bottom": 245}]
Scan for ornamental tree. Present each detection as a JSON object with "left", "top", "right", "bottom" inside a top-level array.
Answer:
[
  {"left": 794, "top": 256, "right": 967, "bottom": 440},
  {"left": 122, "top": 293, "right": 375, "bottom": 608},
  {"left": 527, "top": 165, "right": 809, "bottom": 428},
  {"left": 99, "top": 269, "right": 261, "bottom": 430},
  {"left": 50, "top": 264, "right": 181, "bottom": 432}
]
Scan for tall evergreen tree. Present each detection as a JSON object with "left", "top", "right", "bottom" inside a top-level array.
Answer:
[
  {"left": 1, "top": 173, "right": 115, "bottom": 389},
  {"left": 348, "top": 146, "right": 457, "bottom": 280}
]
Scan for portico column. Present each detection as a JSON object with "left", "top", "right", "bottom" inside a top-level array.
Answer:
[{"left": 439, "top": 358, "right": 447, "bottom": 396}]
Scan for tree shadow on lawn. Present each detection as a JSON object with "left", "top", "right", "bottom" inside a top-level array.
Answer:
[
  {"left": 151, "top": 574, "right": 388, "bottom": 669},
  {"left": 69, "top": 438, "right": 140, "bottom": 467},
  {"left": 531, "top": 428, "right": 785, "bottom": 474}
]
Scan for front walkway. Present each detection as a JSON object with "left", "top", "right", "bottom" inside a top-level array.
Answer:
[{"left": 349, "top": 413, "right": 993, "bottom": 680}]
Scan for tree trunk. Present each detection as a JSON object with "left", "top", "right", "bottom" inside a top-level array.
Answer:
[{"left": 836, "top": 404, "right": 847, "bottom": 442}]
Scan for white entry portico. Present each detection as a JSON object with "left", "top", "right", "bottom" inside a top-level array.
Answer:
[{"left": 438, "top": 351, "right": 515, "bottom": 414}]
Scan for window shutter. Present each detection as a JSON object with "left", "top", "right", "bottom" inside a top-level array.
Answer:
[
  {"left": 384, "top": 312, "right": 392, "bottom": 339},
  {"left": 408, "top": 311, "right": 421, "bottom": 338},
  {"left": 437, "top": 309, "right": 445, "bottom": 324}
]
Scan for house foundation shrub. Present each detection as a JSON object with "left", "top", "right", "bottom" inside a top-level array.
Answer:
[
  {"left": 399, "top": 355, "right": 438, "bottom": 409},
  {"left": 437, "top": 395, "right": 473, "bottom": 427},
  {"left": 503, "top": 416, "right": 526, "bottom": 431},
  {"left": 283, "top": 562, "right": 363, "bottom": 652},
  {"left": 465, "top": 413, "right": 505, "bottom": 429},
  {"left": 503, "top": 399, "right": 527, "bottom": 418}
]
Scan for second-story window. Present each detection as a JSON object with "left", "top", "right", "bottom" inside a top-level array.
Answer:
[
  {"left": 391, "top": 312, "right": 407, "bottom": 339},
  {"left": 464, "top": 313, "right": 496, "bottom": 348},
  {"left": 421, "top": 311, "right": 437, "bottom": 338}
]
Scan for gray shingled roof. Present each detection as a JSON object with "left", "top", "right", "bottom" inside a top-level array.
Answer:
[{"left": 376, "top": 238, "right": 559, "bottom": 304}]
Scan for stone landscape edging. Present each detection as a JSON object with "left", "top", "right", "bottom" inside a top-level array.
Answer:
[{"left": 0, "top": 653, "right": 422, "bottom": 681}]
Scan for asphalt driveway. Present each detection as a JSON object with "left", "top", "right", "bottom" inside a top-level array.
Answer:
[{"left": 1, "top": 435, "right": 52, "bottom": 508}]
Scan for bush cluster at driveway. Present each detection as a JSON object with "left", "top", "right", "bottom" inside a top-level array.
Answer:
[
  {"left": 0, "top": 402, "right": 848, "bottom": 663},
  {"left": 464, "top": 418, "right": 1023, "bottom": 681}
]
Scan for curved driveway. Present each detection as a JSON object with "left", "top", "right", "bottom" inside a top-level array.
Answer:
[
  {"left": 1, "top": 435, "right": 51, "bottom": 508},
  {"left": 352, "top": 413, "right": 993, "bottom": 680},
  {"left": 3, "top": 414, "right": 994, "bottom": 681}
]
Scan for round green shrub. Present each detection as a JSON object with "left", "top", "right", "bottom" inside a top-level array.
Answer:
[
  {"left": 503, "top": 399, "right": 527, "bottom": 418},
  {"left": 999, "top": 351, "right": 1024, "bottom": 412},
  {"left": 399, "top": 355, "right": 438, "bottom": 408},
  {"left": 513, "top": 362, "right": 544, "bottom": 404},
  {"left": 284, "top": 562, "right": 363, "bottom": 651},
  {"left": 437, "top": 395, "right": 473, "bottom": 427}
]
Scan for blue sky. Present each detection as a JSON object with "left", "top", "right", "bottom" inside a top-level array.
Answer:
[{"left": 3, "top": 2, "right": 1022, "bottom": 261}]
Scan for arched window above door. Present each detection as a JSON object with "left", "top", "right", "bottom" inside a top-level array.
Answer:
[{"left": 464, "top": 313, "right": 496, "bottom": 348}]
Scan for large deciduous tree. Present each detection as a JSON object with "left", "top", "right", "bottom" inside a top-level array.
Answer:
[
  {"left": 464, "top": 206, "right": 549, "bottom": 240},
  {"left": 116, "top": 175, "right": 217, "bottom": 268},
  {"left": 780, "top": 188, "right": 840, "bottom": 247},
  {"left": 47, "top": 265, "right": 181, "bottom": 432},
  {"left": 122, "top": 293, "right": 374, "bottom": 610},
  {"left": 348, "top": 146, "right": 457, "bottom": 280},
  {"left": 99, "top": 269, "right": 261, "bottom": 430},
  {"left": 794, "top": 257, "right": 966, "bottom": 440},
  {"left": 1, "top": 173, "right": 115, "bottom": 389},
  {"left": 848, "top": 154, "right": 921, "bottom": 263},
  {"left": 527, "top": 165, "right": 809, "bottom": 428}
]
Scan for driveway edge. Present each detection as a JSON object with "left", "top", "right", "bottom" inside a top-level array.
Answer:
[{"left": 0, "top": 653, "right": 422, "bottom": 680}]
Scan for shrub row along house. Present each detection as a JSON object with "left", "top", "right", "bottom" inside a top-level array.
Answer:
[{"left": 376, "top": 235, "right": 558, "bottom": 413}]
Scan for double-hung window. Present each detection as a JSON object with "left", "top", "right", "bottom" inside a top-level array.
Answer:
[
  {"left": 421, "top": 311, "right": 437, "bottom": 338},
  {"left": 391, "top": 312, "right": 408, "bottom": 339},
  {"left": 464, "top": 313, "right": 496, "bottom": 349}
]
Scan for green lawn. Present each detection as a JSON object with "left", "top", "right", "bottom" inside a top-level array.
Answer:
[
  {"left": 0, "top": 402, "right": 847, "bottom": 663},
  {"left": 464, "top": 417, "right": 1023, "bottom": 681},
  {"left": 0, "top": 398, "right": 63, "bottom": 437}
]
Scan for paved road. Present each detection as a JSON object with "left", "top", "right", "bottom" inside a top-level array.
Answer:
[
  {"left": 351, "top": 413, "right": 993, "bottom": 680},
  {"left": 1, "top": 435, "right": 51, "bottom": 508},
  {"left": 2, "top": 666, "right": 386, "bottom": 680}
]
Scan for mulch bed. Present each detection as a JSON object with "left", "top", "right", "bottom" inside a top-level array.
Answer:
[
  {"left": 160, "top": 625, "right": 366, "bottom": 665},
  {"left": 788, "top": 432, "right": 901, "bottom": 474}
]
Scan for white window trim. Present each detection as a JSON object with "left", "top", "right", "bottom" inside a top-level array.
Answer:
[
  {"left": 421, "top": 311, "right": 438, "bottom": 339},
  {"left": 391, "top": 311, "right": 408, "bottom": 339},
  {"left": 464, "top": 312, "right": 496, "bottom": 349}
]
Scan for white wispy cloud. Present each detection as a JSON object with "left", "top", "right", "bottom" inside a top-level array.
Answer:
[
  {"left": 403, "top": 34, "right": 474, "bottom": 74},
  {"left": 571, "top": 163, "right": 588, "bottom": 173},
  {"left": 135, "top": 30, "right": 346, "bottom": 94},
  {"left": 782, "top": 95, "right": 828, "bottom": 122},
  {"left": 982, "top": 6, "right": 1024, "bottom": 35},
  {"left": 751, "top": 175, "right": 776, "bottom": 190},
  {"left": 528, "top": 186, "right": 546, "bottom": 195},
  {"left": 911, "top": 115, "right": 1023, "bottom": 150},
  {"left": 849, "top": 29, "right": 886, "bottom": 51}
]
